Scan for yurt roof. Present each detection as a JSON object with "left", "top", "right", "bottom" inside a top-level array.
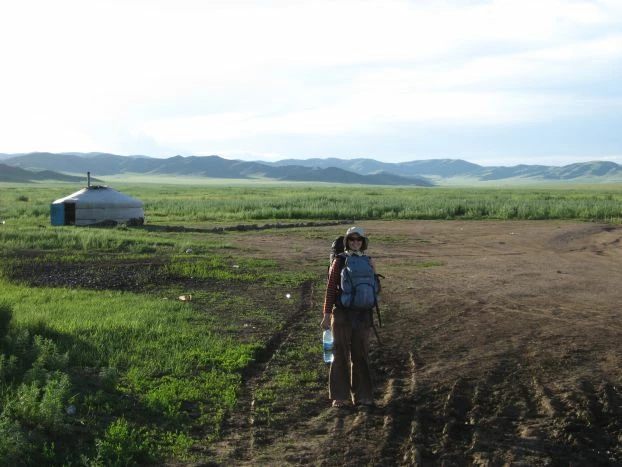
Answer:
[{"left": 52, "top": 186, "right": 143, "bottom": 208}]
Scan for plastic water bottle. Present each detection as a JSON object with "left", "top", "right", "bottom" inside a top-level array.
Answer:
[{"left": 322, "top": 329, "right": 334, "bottom": 364}]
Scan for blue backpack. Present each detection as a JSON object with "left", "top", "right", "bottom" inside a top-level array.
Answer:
[{"left": 338, "top": 254, "right": 380, "bottom": 311}]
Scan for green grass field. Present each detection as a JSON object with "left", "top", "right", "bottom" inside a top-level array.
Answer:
[
  {"left": 0, "top": 180, "right": 621, "bottom": 464},
  {"left": 2, "top": 181, "right": 622, "bottom": 227}
]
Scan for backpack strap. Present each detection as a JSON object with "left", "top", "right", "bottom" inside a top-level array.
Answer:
[{"left": 334, "top": 253, "right": 346, "bottom": 294}]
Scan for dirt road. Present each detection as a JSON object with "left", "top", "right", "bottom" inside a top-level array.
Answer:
[{"left": 214, "top": 220, "right": 622, "bottom": 466}]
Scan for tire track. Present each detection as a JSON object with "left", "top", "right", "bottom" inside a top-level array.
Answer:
[
  {"left": 401, "top": 352, "right": 424, "bottom": 466},
  {"left": 372, "top": 349, "right": 422, "bottom": 465},
  {"left": 214, "top": 280, "right": 317, "bottom": 463},
  {"left": 439, "top": 378, "right": 474, "bottom": 463},
  {"left": 324, "top": 348, "right": 423, "bottom": 466},
  {"left": 557, "top": 380, "right": 622, "bottom": 464},
  {"left": 479, "top": 355, "right": 561, "bottom": 465},
  {"left": 462, "top": 355, "right": 622, "bottom": 465}
]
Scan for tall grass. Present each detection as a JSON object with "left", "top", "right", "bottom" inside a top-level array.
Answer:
[
  {"left": 140, "top": 186, "right": 622, "bottom": 222},
  {"left": 2, "top": 183, "right": 622, "bottom": 226}
]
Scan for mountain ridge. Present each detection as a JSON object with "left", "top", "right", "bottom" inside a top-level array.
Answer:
[
  {"left": 0, "top": 163, "right": 93, "bottom": 183},
  {"left": 1, "top": 152, "right": 621, "bottom": 184}
]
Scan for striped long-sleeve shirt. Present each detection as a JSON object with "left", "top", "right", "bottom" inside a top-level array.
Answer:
[{"left": 323, "top": 256, "right": 344, "bottom": 314}]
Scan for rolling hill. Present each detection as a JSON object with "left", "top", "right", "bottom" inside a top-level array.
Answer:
[
  {"left": 1, "top": 152, "right": 621, "bottom": 185},
  {"left": 0, "top": 153, "right": 433, "bottom": 186},
  {"left": 0, "top": 163, "right": 91, "bottom": 183}
]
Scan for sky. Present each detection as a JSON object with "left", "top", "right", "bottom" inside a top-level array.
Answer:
[{"left": 1, "top": 0, "right": 621, "bottom": 167}]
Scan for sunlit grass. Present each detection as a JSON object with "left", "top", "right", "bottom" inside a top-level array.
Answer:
[
  {"left": 0, "top": 279, "right": 266, "bottom": 463},
  {"left": 2, "top": 183, "right": 622, "bottom": 226}
]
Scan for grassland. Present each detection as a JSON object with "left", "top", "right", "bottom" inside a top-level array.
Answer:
[
  {"left": 2, "top": 181, "right": 622, "bottom": 226},
  {"left": 0, "top": 180, "right": 621, "bottom": 465}
]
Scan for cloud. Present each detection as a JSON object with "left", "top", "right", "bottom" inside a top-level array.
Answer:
[{"left": 1, "top": 0, "right": 621, "bottom": 162}]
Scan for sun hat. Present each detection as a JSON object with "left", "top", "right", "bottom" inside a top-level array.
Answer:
[{"left": 345, "top": 226, "right": 368, "bottom": 251}]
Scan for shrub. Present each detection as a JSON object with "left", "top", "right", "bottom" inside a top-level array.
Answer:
[
  {"left": 0, "top": 415, "right": 30, "bottom": 465},
  {"left": 93, "top": 418, "right": 155, "bottom": 466},
  {"left": 8, "top": 372, "right": 71, "bottom": 432}
]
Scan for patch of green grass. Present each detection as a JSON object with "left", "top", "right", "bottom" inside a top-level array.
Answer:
[
  {"left": 165, "top": 256, "right": 276, "bottom": 281},
  {"left": 165, "top": 255, "right": 316, "bottom": 287},
  {"left": 92, "top": 417, "right": 195, "bottom": 466},
  {"left": 0, "top": 282, "right": 264, "bottom": 463}
]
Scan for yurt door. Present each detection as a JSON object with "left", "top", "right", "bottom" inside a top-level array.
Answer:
[{"left": 64, "top": 203, "right": 76, "bottom": 225}]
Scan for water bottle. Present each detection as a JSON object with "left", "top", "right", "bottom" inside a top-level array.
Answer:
[{"left": 322, "top": 329, "right": 334, "bottom": 364}]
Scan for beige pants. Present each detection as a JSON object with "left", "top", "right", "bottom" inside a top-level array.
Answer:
[{"left": 329, "top": 308, "right": 373, "bottom": 403}]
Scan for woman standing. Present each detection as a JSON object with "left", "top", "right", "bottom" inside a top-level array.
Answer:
[{"left": 321, "top": 226, "right": 377, "bottom": 409}]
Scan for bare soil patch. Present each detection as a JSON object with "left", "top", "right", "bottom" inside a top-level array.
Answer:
[{"left": 220, "top": 220, "right": 622, "bottom": 466}]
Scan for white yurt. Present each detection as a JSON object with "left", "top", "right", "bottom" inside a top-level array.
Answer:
[{"left": 51, "top": 173, "right": 144, "bottom": 226}]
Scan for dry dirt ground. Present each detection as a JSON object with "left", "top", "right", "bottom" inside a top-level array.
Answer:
[{"left": 215, "top": 220, "right": 622, "bottom": 466}]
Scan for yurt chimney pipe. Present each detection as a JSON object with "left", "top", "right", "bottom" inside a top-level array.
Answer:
[{"left": 87, "top": 172, "right": 91, "bottom": 188}]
